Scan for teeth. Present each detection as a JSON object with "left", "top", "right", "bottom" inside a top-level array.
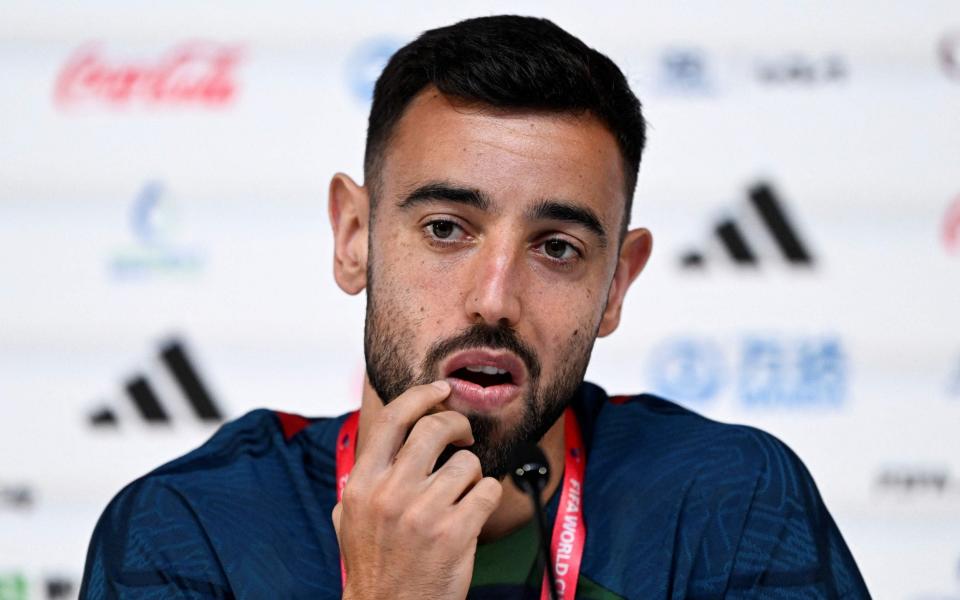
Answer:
[{"left": 465, "top": 365, "right": 507, "bottom": 375}]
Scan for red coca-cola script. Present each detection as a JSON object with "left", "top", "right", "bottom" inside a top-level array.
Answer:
[
  {"left": 55, "top": 42, "right": 243, "bottom": 108},
  {"left": 944, "top": 195, "right": 960, "bottom": 254}
]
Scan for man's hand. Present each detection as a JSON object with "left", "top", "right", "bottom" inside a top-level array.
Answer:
[{"left": 332, "top": 381, "right": 504, "bottom": 600}]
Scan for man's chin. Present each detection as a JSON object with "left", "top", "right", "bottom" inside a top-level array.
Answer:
[
  {"left": 461, "top": 413, "right": 528, "bottom": 480},
  {"left": 441, "top": 402, "right": 519, "bottom": 443}
]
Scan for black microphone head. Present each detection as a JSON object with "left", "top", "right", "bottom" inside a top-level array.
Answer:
[{"left": 509, "top": 442, "right": 550, "bottom": 493}]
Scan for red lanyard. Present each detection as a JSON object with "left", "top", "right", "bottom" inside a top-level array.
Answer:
[{"left": 335, "top": 407, "right": 586, "bottom": 600}]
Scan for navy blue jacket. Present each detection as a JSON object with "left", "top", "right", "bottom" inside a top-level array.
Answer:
[{"left": 81, "top": 382, "right": 870, "bottom": 599}]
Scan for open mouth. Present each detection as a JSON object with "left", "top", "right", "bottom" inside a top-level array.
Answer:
[
  {"left": 442, "top": 350, "right": 525, "bottom": 410},
  {"left": 443, "top": 350, "right": 525, "bottom": 391},
  {"left": 449, "top": 365, "right": 514, "bottom": 388}
]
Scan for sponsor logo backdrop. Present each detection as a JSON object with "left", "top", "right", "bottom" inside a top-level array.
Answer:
[{"left": 1, "top": 2, "right": 958, "bottom": 598}]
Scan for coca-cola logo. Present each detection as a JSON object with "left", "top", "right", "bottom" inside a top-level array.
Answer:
[
  {"left": 55, "top": 41, "right": 243, "bottom": 108},
  {"left": 940, "top": 32, "right": 960, "bottom": 81}
]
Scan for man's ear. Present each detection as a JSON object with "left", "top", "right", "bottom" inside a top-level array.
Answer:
[
  {"left": 328, "top": 172, "right": 369, "bottom": 295},
  {"left": 598, "top": 228, "right": 653, "bottom": 337}
]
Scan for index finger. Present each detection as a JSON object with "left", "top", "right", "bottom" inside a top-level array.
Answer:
[{"left": 356, "top": 380, "right": 452, "bottom": 470}]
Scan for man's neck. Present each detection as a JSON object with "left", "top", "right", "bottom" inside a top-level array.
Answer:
[{"left": 356, "top": 379, "right": 567, "bottom": 544}]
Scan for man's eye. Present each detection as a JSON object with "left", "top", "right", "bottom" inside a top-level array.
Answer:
[
  {"left": 425, "top": 220, "right": 463, "bottom": 241},
  {"left": 543, "top": 239, "right": 577, "bottom": 260},
  {"left": 432, "top": 221, "right": 455, "bottom": 239}
]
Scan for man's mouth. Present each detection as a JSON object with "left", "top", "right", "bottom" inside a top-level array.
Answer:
[
  {"left": 444, "top": 350, "right": 524, "bottom": 386},
  {"left": 449, "top": 364, "right": 514, "bottom": 387},
  {"left": 442, "top": 350, "right": 525, "bottom": 410}
]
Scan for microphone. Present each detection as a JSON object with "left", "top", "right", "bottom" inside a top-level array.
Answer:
[{"left": 510, "top": 443, "right": 560, "bottom": 600}]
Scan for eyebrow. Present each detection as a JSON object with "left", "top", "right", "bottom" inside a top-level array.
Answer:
[
  {"left": 397, "top": 181, "right": 607, "bottom": 247},
  {"left": 397, "top": 182, "right": 490, "bottom": 211},
  {"left": 528, "top": 199, "right": 607, "bottom": 247}
]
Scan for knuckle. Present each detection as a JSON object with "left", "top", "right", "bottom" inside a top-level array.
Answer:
[
  {"left": 426, "top": 411, "right": 471, "bottom": 438},
  {"left": 370, "top": 489, "right": 402, "bottom": 520},
  {"left": 472, "top": 493, "right": 498, "bottom": 514},
  {"left": 399, "top": 503, "right": 432, "bottom": 533},
  {"left": 432, "top": 521, "right": 457, "bottom": 545},
  {"left": 415, "top": 413, "right": 445, "bottom": 436},
  {"left": 448, "top": 411, "right": 471, "bottom": 429},
  {"left": 439, "top": 463, "right": 467, "bottom": 481},
  {"left": 340, "top": 485, "right": 361, "bottom": 506},
  {"left": 341, "top": 482, "right": 363, "bottom": 506},
  {"left": 473, "top": 481, "right": 503, "bottom": 513},
  {"left": 435, "top": 409, "right": 468, "bottom": 429},
  {"left": 445, "top": 450, "right": 481, "bottom": 477},
  {"left": 459, "top": 449, "right": 482, "bottom": 469}
]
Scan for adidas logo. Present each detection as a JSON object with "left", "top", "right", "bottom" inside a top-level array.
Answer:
[
  {"left": 680, "top": 182, "right": 815, "bottom": 269},
  {"left": 0, "top": 484, "right": 34, "bottom": 510},
  {"left": 89, "top": 339, "right": 225, "bottom": 427}
]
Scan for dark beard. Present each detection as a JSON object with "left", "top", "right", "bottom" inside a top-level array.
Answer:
[{"left": 364, "top": 277, "right": 595, "bottom": 479}]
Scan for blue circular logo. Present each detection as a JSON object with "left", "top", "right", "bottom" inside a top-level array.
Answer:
[
  {"left": 131, "top": 181, "right": 177, "bottom": 246},
  {"left": 647, "top": 338, "right": 725, "bottom": 403}
]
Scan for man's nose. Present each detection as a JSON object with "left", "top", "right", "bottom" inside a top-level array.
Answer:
[{"left": 464, "top": 241, "right": 523, "bottom": 328}]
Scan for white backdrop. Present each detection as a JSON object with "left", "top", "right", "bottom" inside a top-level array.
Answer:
[{"left": 1, "top": 2, "right": 959, "bottom": 598}]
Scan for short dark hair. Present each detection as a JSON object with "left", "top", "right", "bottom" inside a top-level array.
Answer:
[{"left": 364, "top": 15, "right": 646, "bottom": 233}]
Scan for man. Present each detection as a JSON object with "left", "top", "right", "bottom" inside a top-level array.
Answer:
[{"left": 81, "top": 15, "right": 870, "bottom": 599}]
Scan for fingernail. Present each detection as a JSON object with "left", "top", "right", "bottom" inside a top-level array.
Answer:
[{"left": 432, "top": 380, "right": 450, "bottom": 392}]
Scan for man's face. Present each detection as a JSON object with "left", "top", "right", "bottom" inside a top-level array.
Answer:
[{"left": 363, "top": 89, "right": 631, "bottom": 478}]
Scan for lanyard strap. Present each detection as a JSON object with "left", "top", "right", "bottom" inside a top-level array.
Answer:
[
  {"left": 541, "top": 407, "right": 586, "bottom": 600},
  {"left": 335, "top": 408, "right": 586, "bottom": 600}
]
